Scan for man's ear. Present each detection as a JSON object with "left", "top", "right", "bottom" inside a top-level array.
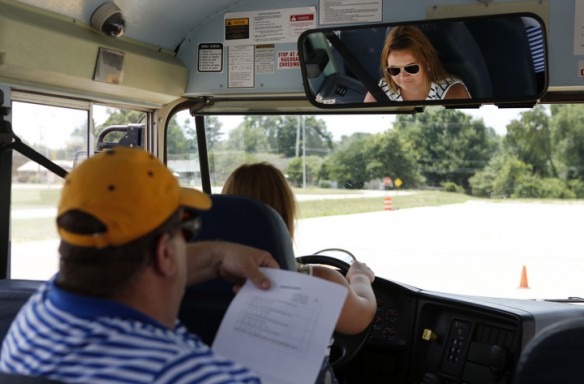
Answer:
[{"left": 153, "top": 233, "right": 177, "bottom": 277}]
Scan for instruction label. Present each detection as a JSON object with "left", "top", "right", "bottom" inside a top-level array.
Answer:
[
  {"left": 256, "top": 44, "right": 275, "bottom": 74},
  {"left": 319, "top": 0, "right": 382, "bottom": 25},
  {"left": 198, "top": 43, "right": 223, "bottom": 72},
  {"left": 228, "top": 45, "right": 254, "bottom": 88},
  {"left": 224, "top": 7, "right": 316, "bottom": 46}
]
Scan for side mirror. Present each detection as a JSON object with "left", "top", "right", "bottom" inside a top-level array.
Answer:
[{"left": 298, "top": 13, "right": 547, "bottom": 109}]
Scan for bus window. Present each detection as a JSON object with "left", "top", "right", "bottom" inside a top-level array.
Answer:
[
  {"left": 11, "top": 100, "right": 88, "bottom": 280},
  {"left": 167, "top": 110, "right": 204, "bottom": 189},
  {"left": 169, "top": 113, "right": 336, "bottom": 194},
  {"left": 10, "top": 100, "right": 151, "bottom": 280}
]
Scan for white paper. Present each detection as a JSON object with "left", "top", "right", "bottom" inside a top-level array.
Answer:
[
  {"left": 212, "top": 268, "right": 348, "bottom": 384},
  {"left": 228, "top": 45, "right": 254, "bottom": 88}
]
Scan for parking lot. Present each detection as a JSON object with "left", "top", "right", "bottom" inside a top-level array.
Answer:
[{"left": 294, "top": 200, "right": 584, "bottom": 300}]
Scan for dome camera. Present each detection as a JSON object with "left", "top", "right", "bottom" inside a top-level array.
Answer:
[{"left": 90, "top": 2, "right": 126, "bottom": 38}]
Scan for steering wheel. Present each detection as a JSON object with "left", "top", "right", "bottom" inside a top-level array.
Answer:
[{"left": 295, "top": 252, "right": 373, "bottom": 370}]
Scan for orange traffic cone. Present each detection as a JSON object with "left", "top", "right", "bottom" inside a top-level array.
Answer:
[
  {"left": 519, "top": 265, "right": 529, "bottom": 289},
  {"left": 383, "top": 196, "right": 394, "bottom": 211}
]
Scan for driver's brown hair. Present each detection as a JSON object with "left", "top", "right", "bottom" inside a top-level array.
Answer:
[{"left": 380, "top": 25, "right": 449, "bottom": 93}]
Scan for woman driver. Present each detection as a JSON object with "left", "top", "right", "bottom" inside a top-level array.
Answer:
[{"left": 364, "top": 25, "right": 471, "bottom": 102}]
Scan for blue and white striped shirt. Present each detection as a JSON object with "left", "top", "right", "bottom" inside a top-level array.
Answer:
[{"left": 0, "top": 278, "right": 260, "bottom": 383}]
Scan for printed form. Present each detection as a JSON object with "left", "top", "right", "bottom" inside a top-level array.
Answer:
[{"left": 212, "top": 268, "right": 348, "bottom": 384}]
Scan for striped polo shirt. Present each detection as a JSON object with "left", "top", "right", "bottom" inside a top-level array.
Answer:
[{"left": 0, "top": 278, "right": 260, "bottom": 383}]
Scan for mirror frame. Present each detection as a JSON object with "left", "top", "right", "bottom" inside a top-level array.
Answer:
[{"left": 298, "top": 12, "right": 548, "bottom": 110}]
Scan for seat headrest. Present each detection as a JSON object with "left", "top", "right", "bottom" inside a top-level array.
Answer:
[
  {"left": 187, "top": 194, "right": 296, "bottom": 294},
  {"left": 196, "top": 194, "right": 296, "bottom": 271}
]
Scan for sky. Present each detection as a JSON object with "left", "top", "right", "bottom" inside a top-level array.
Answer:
[{"left": 12, "top": 102, "right": 529, "bottom": 150}]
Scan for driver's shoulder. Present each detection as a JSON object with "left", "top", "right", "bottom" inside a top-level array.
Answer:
[{"left": 312, "top": 266, "right": 348, "bottom": 287}]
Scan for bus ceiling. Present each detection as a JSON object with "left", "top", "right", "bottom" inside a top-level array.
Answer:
[{"left": 1, "top": 0, "right": 584, "bottom": 110}]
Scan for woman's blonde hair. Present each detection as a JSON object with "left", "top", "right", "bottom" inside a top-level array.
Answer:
[
  {"left": 222, "top": 162, "right": 297, "bottom": 239},
  {"left": 380, "top": 25, "right": 449, "bottom": 94}
]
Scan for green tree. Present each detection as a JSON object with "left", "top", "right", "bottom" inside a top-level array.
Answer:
[
  {"left": 167, "top": 117, "right": 188, "bottom": 156},
  {"left": 224, "top": 116, "right": 270, "bottom": 153},
  {"left": 224, "top": 116, "right": 332, "bottom": 156},
  {"left": 95, "top": 108, "right": 146, "bottom": 150},
  {"left": 204, "top": 116, "right": 223, "bottom": 150},
  {"left": 366, "top": 130, "right": 423, "bottom": 189},
  {"left": 394, "top": 109, "right": 498, "bottom": 191},
  {"left": 96, "top": 109, "right": 144, "bottom": 135},
  {"left": 551, "top": 104, "right": 584, "bottom": 180},
  {"left": 470, "top": 153, "right": 531, "bottom": 197},
  {"left": 322, "top": 134, "right": 372, "bottom": 189},
  {"left": 286, "top": 156, "right": 323, "bottom": 187},
  {"left": 504, "top": 105, "right": 557, "bottom": 178}
]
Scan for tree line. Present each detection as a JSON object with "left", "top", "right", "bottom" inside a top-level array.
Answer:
[
  {"left": 184, "top": 105, "right": 584, "bottom": 199},
  {"left": 47, "top": 104, "right": 584, "bottom": 200}
]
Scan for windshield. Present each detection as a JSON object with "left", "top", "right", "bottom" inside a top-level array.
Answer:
[{"left": 169, "top": 104, "right": 584, "bottom": 301}]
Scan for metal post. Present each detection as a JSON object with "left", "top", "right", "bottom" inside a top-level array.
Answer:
[
  {"left": 302, "top": 115, "right": 306, "bottom": 190},
  {"left": 0, "top": 90, "right": 12, "bottom": 279}
]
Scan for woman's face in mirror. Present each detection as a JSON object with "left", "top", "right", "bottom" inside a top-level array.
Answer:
[{"left": 386, "top": 50, "right": 427, "bottom": 94}]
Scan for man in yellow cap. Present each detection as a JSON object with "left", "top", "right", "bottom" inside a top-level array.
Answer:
[{"left": 0, "top": 147, "right": 278, "bottom": 383}]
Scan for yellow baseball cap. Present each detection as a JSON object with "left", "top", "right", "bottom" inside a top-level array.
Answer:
[{"left": 57, "top": 147, "right": 211, "bottom": 248}]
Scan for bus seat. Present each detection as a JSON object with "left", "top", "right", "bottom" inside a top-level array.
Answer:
[
  {"left": 515, "top": 317, "right": 584, "bottom": 383},
  {"left": 417, "top": 22, "right": 493, "bottom": 99},
  {"left": 0, "top": 279, "right": 42, "bottom": 345},
  {"left": 336, "top": 27, "right": 386, "bottom": 83},
  {"left": 196, "top": 194, "right": 296, "bottom": 271},
  {"left": 179, "top": 194, "right": 296, "bottom": 344},
  {"left": 467, "top": 17, "right": 537, "bottom": 99}
]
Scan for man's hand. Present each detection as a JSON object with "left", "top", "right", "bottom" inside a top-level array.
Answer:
[{"left": 186, "top": 241, "right": 280, "bottom": 290}]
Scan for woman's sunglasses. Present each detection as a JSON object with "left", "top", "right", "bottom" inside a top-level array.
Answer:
[{"left": 385, "top": 64, "right": 420, "bottom": 76}]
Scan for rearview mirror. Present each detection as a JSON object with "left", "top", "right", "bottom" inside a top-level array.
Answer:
[{"left": 298, "top": 13, "right": 547, "bottom": 109}]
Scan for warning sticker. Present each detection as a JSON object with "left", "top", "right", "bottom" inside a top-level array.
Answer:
[
  {"left": 224, "top": 7, "right": 315, "bottom": 46},
  {"left": 290, "top": 13, "right": 314, "bottom": 39},
  {"left": 277, "top": 51, "right": 300, "bottom": 70},
  {"left": 225, "top": 18, "right": 250, "bottom": 40}
]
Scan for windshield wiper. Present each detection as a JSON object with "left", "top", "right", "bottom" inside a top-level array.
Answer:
[{"left": 541, "top": 297, "right": 584, "bottom": 303}]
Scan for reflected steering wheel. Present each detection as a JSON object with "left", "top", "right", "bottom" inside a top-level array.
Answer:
[{"left": 295, "top": 253, "right": 373, "bottom": 370}]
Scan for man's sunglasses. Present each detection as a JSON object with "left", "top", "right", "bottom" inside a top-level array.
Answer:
[
  {"left": 385, "top": 64, "right": 420, "bottom": 76},
  {"left": 175, "top": 216, "right": 202, "bottom": 242}
]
